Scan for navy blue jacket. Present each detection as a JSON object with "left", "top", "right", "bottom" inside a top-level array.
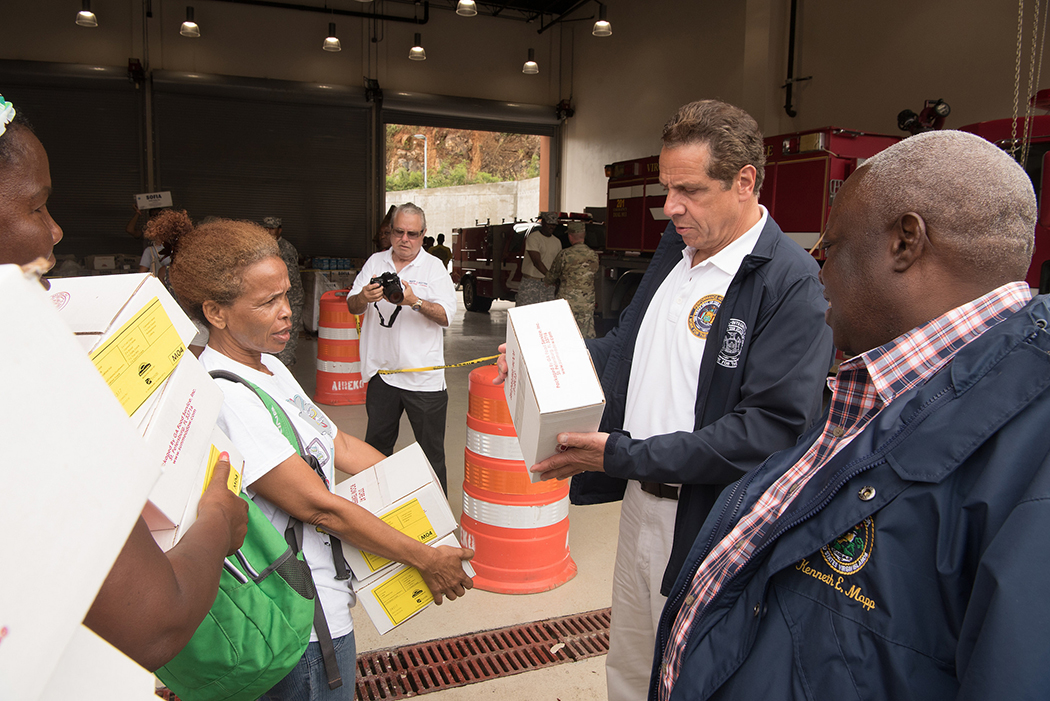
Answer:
[
  {"left": 573, "top": 217, "right": 833, "bottom": 594},
  {"left": 653, "top": 296, "right": 1050, "bottom": 701}
]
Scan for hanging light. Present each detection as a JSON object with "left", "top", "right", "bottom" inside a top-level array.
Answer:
[
  {"left": 76, "top": 0, "right": 98, "bottom": 27},
  {"left": 456, "top": 0, "right": 478, "bottom": 16},
  {"left": 409, "top": 33, "right": 426, "bottom": 61},
  {"left": 323, "top": 22, "right": 341, "bottom": 52},
  {"left": 522, "top": 48, "right": 539, "bottom": 75},
  {"left": 592, "top": 3, "right": 612, "bottom": 37},
  {"left": 180, "top": 7, "right": 200, "bottom": 37}
]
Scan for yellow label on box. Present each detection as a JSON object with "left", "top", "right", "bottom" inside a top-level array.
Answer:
[
  {"left": 202, "top": 445, "right": 243, "bottom": 496},
  {"left": 88, "top": 297, "right": 186, "bottom": 416},
  {"left": 372, "top": 566, "right": 433, "bottom": 627},
  {"left": 361, "top": 499, "right": 437, "bottom": 573}
]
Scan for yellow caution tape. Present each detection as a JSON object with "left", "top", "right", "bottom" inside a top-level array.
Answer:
[{"left": 377, "top": 354, "right": 500, "bottom": 375}]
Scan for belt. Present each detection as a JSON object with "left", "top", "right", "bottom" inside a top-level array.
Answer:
[{"left": 639, "top": 481, "right": 679, "bottom": 500}]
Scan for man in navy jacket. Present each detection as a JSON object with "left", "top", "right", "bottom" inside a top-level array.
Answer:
[
  {"left": 652, "top": 129, "right": 1048, "bottom": 700},
  {"left": 529, "top": 100, "right": 833, "bottom": 700}
]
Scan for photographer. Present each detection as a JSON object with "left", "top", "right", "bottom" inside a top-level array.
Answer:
[{"left": 347, "top": 203, "right": 456, "bottom": 492}]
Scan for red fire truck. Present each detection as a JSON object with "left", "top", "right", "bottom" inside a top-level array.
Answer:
[
  {"left": 598, "top": 119, "right": 1050, "bottom": 327},
  {"left": 451, "top": 220, "right": 537, "bottom": 312},
  {"left": 451, "top": 214, "right": 592, "bottom": 312}
]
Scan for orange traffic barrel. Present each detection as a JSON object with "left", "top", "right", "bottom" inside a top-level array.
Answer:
[
  {"left": 313, "top": 289, "right": 366, "bottom": 406},
  {"left": 459, "top": 364, "right": 577, "bottom": 594}
]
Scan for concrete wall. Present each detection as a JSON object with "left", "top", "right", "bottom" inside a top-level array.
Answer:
[
  {"left": 386, "top": 177, "right": 540, "bottom": 239},
  {"left": 3, "top": 0, "right": 1046, "bottom": 216}
]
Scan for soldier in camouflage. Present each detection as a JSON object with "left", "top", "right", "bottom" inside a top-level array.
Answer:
[
  {"left": 263, "top": 216, "right": 305, "bottom": 366},
  {"left": 544, "top": 221, "right": 599, "bottom": 338}
]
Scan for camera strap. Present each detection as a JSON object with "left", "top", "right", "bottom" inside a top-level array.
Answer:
[{"left": 374, "top": 301, "right": 402, "bottom": 328}]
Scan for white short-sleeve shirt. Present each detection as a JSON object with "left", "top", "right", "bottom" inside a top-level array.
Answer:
[
  {"left": 199, "top": 347, "right": 354, "bottom": 641},
  {"left": 350, "top": 249, "right": 457, "bottom": 392}
]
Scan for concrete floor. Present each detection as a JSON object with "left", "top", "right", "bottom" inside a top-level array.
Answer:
[{"left": 291, "top": 299, "right": 620, "bottom": 700}]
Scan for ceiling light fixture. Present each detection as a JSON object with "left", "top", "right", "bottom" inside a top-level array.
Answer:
[
  {"left": 456, "top": 0, "right": 478, "bottom": 16},
  {"left": 180, "top": 7, "right": 200, "bottom": 37},
  {"left": 409, "top": 33, "right": 426, "bottom": 61},
  {"left": 76, "top": 0, "right": 98, "bottom": 27},
  {"left": 522, "top": 48, "right": 539, "bottom": 75},
  {"left": 323, "top": 22, "right": 341, "bottom": 52},
  {"left": 592, "top": 2, "right": 612, "bottom": 37}
]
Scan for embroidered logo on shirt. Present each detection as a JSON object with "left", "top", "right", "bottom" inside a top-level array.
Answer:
[
  {"left": 688, "top": 295, "right": 723, "bottom": 339},
  {"left": 821, "top": 516, "right": 875, "bottom": 576},
  {"left": 717, "top": 318, "right": 747, "bottom": 368}
]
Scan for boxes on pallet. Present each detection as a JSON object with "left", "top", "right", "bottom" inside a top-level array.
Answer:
[
  {"left": 351, "top": 533, "right": 476, "bottom": 635},
  {"left": 46, "top": 273, "right": 226, "bottom": 532},
  {"left": 334, "top": 443, "right": 457, "bottom": 581},
  {"left": 504, "top": 298, "right": 606, "bottom": 483},
  {"left": 0, "top": 265, "right": 160, "bottom": 700}
]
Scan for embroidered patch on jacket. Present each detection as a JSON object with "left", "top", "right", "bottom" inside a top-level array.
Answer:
[
  {"left": 716, "top": 318, "right": 747, "bottom": 368},
  {"left": 688, "top": 294, "right": 723, "bottom": 339},
  {"left": 821, "top": 516, "right": 874, "bottom": 576}
]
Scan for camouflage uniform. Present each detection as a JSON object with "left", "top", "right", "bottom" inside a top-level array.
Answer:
[
  {"left": 276, "top": 236, "right": 305, "bottom": 366},
  {"left": 544, "top": 241, "right": 599, "bottom": 338}
]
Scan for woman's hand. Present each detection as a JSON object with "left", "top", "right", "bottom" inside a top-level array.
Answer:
[{"left": 418, "top": 544, "right": 474, "bottom": 605}]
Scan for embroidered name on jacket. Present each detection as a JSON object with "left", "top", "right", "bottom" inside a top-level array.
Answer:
[
  {"left": 793, "top": 517, "right": 877, "bottom": 612},
  {"left": 717, "top": 318, "right": 747, "bottom": 368},
  {"left": 688, "top": 295, "right": 722, "bottom": 339}
]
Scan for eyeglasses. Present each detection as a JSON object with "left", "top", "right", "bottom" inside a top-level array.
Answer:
[{"left": 392, "top": 227, "right": 422, "bottom": 239}]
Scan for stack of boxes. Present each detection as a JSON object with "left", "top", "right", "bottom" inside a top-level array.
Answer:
[
  {"left": 335, "top": 443, "right": 474, "bottom": 634},
  {"left": 46, "top": 273, "right": 244, "bottom": 550},
  {"left": 0, "top": 266, "right": 162, "bottom": 699}
]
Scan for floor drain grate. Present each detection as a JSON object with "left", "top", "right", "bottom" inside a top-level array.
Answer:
[{"left": 355, "top": 607, "right": 611, "bottom": 700}]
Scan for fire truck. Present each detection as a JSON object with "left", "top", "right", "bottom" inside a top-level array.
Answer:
[
  {"left": 598, "top": 118, "right": 1050, "bottom": 328},
  {"left": 451, "top": 214, "right": 592, "bottom": 312}
]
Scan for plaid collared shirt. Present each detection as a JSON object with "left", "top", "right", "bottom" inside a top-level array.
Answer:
[{"left": 658, "top": 281, "right": 1033, "bottom": 700}]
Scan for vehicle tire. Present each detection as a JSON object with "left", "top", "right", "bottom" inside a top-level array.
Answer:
[{"left": 463, "top": 277, "right": 493, "bottom": 312}]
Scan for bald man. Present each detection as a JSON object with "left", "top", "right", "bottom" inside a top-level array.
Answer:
[{"left": 651, "top": 130, "right": 1050, "bottom": 701}]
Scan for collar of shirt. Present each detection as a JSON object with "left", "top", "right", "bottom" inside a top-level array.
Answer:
[
  {"left": 383, "top": 247, "right": 422, "bottom": 272},
  {"left": 680, "top": 206, "right": 768, "bottom": 275},
  {"left": 831, "top": 281, "right": 1032, "bottom": 415}
]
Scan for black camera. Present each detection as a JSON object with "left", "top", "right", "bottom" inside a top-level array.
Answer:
[{"left": 370, "top": 271, "right": 404, "bottom": 304}]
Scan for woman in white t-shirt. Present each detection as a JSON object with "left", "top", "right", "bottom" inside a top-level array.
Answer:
[{"left": 146, "top": 210, "right": 474, "bottom": 700}]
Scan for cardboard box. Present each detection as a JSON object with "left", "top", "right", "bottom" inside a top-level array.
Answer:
[
  {"left": 334, "top": 443, "right": 457, "bottom": 581},
  {"left": 0, "top": 265, "right": 160, "bottom": 700},
  {"left": 149, "top": 426, "right": 246, "bottom": 551},
  {"left": 47, "top": 273, "right": 225, "bottom": 531},
  {"left": 134, "top": 190, "right": 173, "bottom": 210},
  {"left": 351, "top": 533, "right": 476, "bottom": 635},
  {"left": 39, "top": 625, "right": 157, "bottom": 701},
  {"left": 504, "top": 298, "right": 605, "bottom": 482}
]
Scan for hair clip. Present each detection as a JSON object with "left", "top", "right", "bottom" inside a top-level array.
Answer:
[{"left": 0, "top": 94, "right": 16, "bottom": 138}]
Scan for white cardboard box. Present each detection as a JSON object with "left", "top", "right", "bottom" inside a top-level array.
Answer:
[
  {"left": 150, "top": 426, "right": 246, "bottom": 551},
  {"left": 351, "top": 533, "right": 476, "bottom": 635},
  {"left": 504, "top": 298, "right": 606, "bottom": 482},
  {"left": 334, "top": 443, "right": 457, "bottom": 582},
  {"left": 39, "top": 625, "right": 157, "bottom": 701},
  {"left": 0, "top": 265, "right": 160, "bottom": 701},
  {"left": 47, "top": 273, "right": 225, "bottom": 530}
]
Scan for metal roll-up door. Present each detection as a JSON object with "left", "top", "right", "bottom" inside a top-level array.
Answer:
[
  {"left": 0, "top": 60, "right": 147, "bottom": 258},
  {"left": 152, "top": 71, "right": 371, "bottom": 259}
]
